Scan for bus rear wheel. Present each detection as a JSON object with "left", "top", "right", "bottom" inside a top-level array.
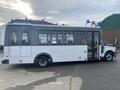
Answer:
[
  {"left": 37, "top": 56, "right": 49, "bottom": 67},
  {"left": 104, "top": 52, "right": 113, "bottom": 61}
]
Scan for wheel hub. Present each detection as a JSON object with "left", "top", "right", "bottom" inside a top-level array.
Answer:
[{"left": 106, "top": 54, "right": 112, "bottom": 61}]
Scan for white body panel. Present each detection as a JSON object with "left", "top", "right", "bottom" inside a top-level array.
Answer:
[
  {"left": 4, "top": 45, "right": 87, "bottom": 64},
  {"left": 10, "top": 46, "right": 20, "bottom": 57},
  {"left": 21, "top": 46, "right": 32, "bottom": 57},
  {"left": 4, "top": 45, "right": 116, "bottom": 64}
]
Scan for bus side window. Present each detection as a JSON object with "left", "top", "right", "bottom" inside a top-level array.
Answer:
[
  {"left": 52, "top": 34, "right": 57, "bottom": 44},
  {"left": 57, "top": 34, "right": 63, "bottom": 44},
  {"left": 11, "top": 32, "right": 18, "bottom": 45},
  {"left": 65, "top": 33, "right": 74, "bottom": 45},
  {"left": 52, "top": 33, "right": 63, "bottom": 45},
  {"left": 81, "top": 32, "right": 87, "bottom": 45},
  {"left": 22, "top": 32, "right": 29, "bottom": 45},
  {"left": 38, "top": 33, "right": 48, "bottom": 44}
]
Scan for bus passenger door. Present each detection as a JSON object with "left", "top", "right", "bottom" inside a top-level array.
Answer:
[{"left": 87, "top": 32, "right": 99, "bottom": 60}]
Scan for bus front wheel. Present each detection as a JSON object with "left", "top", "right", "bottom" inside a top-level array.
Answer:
[
  {"left": 104, "top": 52, "right": 113, "bottom": 61},
  {"left": 37, "top": 56, "right": 49, "bottom": 67}
]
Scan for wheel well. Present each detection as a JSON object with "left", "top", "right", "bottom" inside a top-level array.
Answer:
[
  {"left": 34, "top": 53, "right": 53, "bottom": 64},
  {"left": 105, "top": 50, "right": 114, "bottom": 56}
]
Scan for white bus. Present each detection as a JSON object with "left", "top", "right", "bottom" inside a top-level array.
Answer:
[{"left": 1, "top": 21, "right": 117, "bottom": 67}]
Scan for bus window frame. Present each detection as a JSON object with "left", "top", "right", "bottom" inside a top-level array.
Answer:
[
  {"left": 10, "top": 31, "right": 18, "bottom": 46},
  {"left": 64, "top": 31, "right": 75, "bottom": 45},
  {"left": 38, "top": 31, "right": 51, "bottom": 45},
  {"left": 51, "top": 31, "right": 63, "bottom": 45},
  {"left": 21, "top": 31, "right": 31, "bottom": 46}
]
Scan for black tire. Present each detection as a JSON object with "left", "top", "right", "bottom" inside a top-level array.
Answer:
[
  {"left": 104, "top": 52, "right": 113, "bottom": 61},
  {"left": 37, "top": 56, "right": 49, "bottom": 67}
]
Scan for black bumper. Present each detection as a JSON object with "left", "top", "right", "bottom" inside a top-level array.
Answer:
[{"left": 2, "top": 59, "right": 9, "bottom": 64}]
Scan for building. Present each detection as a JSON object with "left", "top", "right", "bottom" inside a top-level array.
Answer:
[{"left": 100, "top": 14, "right": 120, "bottom": 47}]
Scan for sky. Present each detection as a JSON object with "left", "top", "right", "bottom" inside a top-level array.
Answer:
[{"left": 0, "top": 0, "right": 119, "bottom": 26}]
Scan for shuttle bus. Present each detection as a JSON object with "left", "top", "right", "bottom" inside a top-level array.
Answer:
[{"left": 1, "top": 21, "right": 117, "bottom": 67}]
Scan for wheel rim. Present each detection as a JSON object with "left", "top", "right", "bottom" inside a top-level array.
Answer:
[
  {"left": 106, "top": 54, "right": 112, "bottom": 61},
  {"left": 38, "top": 59, "right": 47, "bottom": 67}
]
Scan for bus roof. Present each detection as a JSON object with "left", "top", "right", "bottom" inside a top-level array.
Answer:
[{"left": 7, "top": 23, "right": 101, "bottom": 32}]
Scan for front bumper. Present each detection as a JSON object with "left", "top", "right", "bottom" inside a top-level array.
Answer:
[{"left": 1, "top": 59, "right": 9, "bottom": 64}]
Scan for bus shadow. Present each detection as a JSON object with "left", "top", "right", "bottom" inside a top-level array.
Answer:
[{"left": 7, "top": 60, "right": 117, "bottom": 72}]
